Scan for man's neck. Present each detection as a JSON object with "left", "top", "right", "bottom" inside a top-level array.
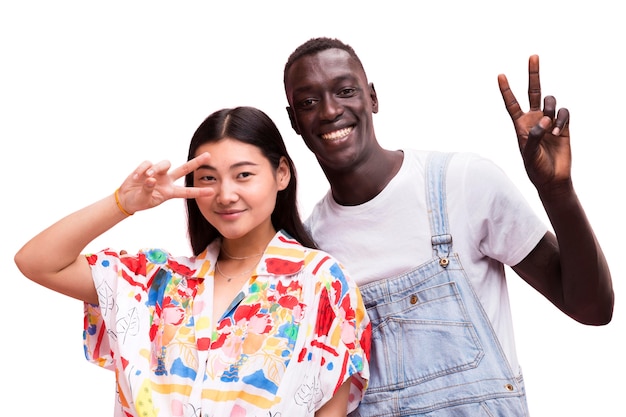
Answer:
[{"left": 324, "top": 149, "right": 404, "bottom": 206}]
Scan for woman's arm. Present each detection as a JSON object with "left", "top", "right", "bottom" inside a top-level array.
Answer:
[
  {"left": 315, "top": 379, "right": 352, "bottom": 417},
  {"left": 15, "top": 193, "right": 130, "bottom": 304},
  {"left": 14, "top": 154, "right": 213, "bottom": 304}
]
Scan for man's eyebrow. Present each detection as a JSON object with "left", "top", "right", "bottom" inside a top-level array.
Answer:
[
  {"left": 291, "top": 85, "right": 314, "bottom": 96},
  {"left": 291, "top": 75, "right": 357, "bottom": 96}
]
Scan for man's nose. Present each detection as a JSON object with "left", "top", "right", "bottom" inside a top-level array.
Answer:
[{"left": 320, "top": 94, "right": 343, "bottom": 121}]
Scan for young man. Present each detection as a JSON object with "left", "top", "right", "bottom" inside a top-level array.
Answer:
[{"left": 283, "top": 37, "right": 613, "bottom": 416}]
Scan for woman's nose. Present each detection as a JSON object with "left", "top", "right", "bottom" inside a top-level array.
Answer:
[{"left": 216, "top": 180, "right": 239, "bottom": 204}]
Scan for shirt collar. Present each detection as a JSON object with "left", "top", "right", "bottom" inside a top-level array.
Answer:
[{"left": 192, "top": 230, "right": 308, "bottom": 280}]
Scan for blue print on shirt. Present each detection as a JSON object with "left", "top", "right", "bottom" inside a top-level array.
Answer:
[{"left": 243, "top": 369, "right": 279, "bottom": 394}]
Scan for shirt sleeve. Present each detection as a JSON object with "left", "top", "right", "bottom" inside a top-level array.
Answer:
[
  {"left": 82, "top": 249, "right": 125, "bottom": 369},
  {"left": 457, "top": 153, "right": 548, "bottom": 266},
  {"left": 82, "top": 249, "right": 153, "bottom": 369},
  {"left": 311, "top": 257, "right": 371, "bottom": 413}
]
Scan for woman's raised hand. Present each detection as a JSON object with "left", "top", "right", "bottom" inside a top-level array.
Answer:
[{"left": 115, "top": 152, "right": 214, "bottom": 215}]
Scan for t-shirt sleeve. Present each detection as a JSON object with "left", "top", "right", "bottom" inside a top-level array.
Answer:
[
  {"left": 457, "top": 153, "right": 548, "bottom": 266},
  {"left": 312, "top": 258, "right": 371, "bottom": 413}
]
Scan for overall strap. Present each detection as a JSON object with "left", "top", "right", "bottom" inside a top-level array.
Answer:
[{"left": 426, "top": 151, "right": 454, "bottom": 267}]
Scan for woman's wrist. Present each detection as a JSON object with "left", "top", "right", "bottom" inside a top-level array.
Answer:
[{"left": 114, "top": 188, "right": 134, "bottom": 216}]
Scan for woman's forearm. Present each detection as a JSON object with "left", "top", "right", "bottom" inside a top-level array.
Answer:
[{"left": 14, "top": 192, "right": 129, "bottom": 303}]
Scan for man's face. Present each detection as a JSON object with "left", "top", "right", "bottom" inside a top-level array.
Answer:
[{"left": 285, "top": 48, "right": 378, "bottom": 171}]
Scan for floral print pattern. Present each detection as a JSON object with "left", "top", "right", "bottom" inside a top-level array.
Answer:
[{"left": 83, "top": 231, "right": 370, "bottom": 417}]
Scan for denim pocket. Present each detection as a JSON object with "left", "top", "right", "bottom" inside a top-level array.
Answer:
[{"left": 365, "top": 277, "right": 483, "bottom": 392}]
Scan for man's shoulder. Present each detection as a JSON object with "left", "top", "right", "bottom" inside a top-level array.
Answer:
[
  {"left": 407, "top": 150, "right": 501, "bottom": 174},
  {"left": 400, "top": 149, "right": 475, "bottom": 175},
  {"left": 401, "top": 148, "right": 473, "bottom": 166}
]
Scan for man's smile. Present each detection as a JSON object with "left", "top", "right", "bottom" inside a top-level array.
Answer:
[{"left": 321, "top": 126, "right": 353, "bottom": 141}]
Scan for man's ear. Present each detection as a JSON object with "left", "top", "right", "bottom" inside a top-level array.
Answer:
[
  {"left": 286, "top": 106, "right": 301, "bottom": 134},
  {"left": 369, "top": 82, "right": 379, "bottom": 114}
]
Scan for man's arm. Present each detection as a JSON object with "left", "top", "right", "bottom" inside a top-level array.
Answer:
[{"left": 499, "top": 56, "right": 614, "bottom": 325}]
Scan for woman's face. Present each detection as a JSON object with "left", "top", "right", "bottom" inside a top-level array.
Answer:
[{"left": 193, "top": 138, "right": 290, "bottom": 243}]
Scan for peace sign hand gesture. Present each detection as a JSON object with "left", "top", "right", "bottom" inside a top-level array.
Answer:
[
  {"left": 498, "top": 55, "right": 572, "bottom": 192},
  {"left": 115, "top": 152, "right": 213, "bottom": 215}
]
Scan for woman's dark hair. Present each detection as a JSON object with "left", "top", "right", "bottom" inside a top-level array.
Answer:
[{"left": 185, "top": 106, "right": 317, "bottom": 255}]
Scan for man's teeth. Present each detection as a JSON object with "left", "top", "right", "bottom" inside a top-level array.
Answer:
[{"left": 321, "top": 127, "right": 352, "bottom": 140}]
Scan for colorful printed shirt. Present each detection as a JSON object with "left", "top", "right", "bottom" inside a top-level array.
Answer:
[{"left": 83, "top": 230, "right": 371, "bottom": 417}]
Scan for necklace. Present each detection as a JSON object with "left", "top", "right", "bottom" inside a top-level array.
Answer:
[
  {"left": 221, "top": 247, "right": 264, "bottom": 260},
  {"left": 215, "top": 261, "right": 258, "bottom": 282}
]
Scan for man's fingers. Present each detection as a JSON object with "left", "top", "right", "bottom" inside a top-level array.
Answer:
[
  {"left": 543, "top": 95, "right": 556, "bottom": 120},
  {"left": 525, "top": 116, "right": 552, "bottom": 157},
  {"left": 498, "top": 73, "right": 523, "bottom": 121},
  {"left": 528, "top": 55, "right": 541, "bottom": 111},
  {"left": 553, "top": 107, "right": 570, "bottom": 136}
]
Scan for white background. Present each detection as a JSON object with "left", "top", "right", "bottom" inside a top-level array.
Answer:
[{"left": 1, "top": 1, "right": 623, "bottom": 416}]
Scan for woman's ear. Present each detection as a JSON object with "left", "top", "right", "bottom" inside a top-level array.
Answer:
[{"left": 276, "top": 157, "right": 291, "bottom": 191}]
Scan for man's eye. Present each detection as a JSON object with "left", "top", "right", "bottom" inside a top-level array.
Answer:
[
  {"left": 338, "top": 87, "right": 356, "bottom": 97},
  {"left": 299, "top": 98, "right": 316, "bottom": 108}
]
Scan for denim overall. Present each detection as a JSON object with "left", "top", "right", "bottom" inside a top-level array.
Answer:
[{"left": 350, "top": 152, "right": 530, "bottom": 417}]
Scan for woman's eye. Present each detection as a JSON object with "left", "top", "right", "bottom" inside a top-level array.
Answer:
[{"left": 237, "top": 172, "right": 253, "bottom": 179}]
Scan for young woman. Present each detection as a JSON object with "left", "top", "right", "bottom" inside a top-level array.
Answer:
[{"left": 14, "top": 106, "right": 370, "bottom": 417}]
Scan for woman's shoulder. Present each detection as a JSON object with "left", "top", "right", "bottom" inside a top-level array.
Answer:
[
  {"left": 270, "top": 232, "right": 348, "bottom": 276},
  {"left": 88, "top": 247, "right": 203, "bottom": 276}
]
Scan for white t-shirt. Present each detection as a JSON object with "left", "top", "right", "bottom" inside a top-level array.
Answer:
[{"left": 305, "top": 149, "right": 548, "bottom": 373}]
